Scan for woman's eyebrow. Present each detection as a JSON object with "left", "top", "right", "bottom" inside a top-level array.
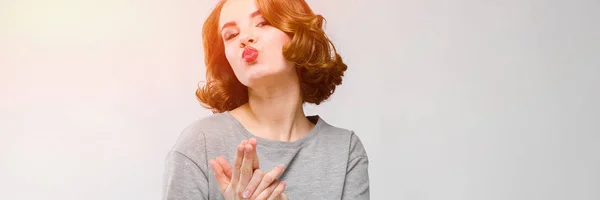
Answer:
[
  {"left": 220, "top": 10, "right": 262, "bottom": 33},
  {"left": 248, "top": 10, "right": 262, "bottom": 18}
]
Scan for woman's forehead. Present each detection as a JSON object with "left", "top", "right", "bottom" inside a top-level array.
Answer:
[{"left": 219, "top": 0, "right": 259, "bottom": 27}]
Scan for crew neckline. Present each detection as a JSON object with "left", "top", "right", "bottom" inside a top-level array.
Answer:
[{"left": 222, "top": 111, "right": 325, "bottom": 149}]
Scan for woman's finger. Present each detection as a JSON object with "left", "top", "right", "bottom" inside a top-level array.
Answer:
[
  {"left": 216, "top": 156, "right": 233, "bottom": 179},
  {"left": 241, "top": 169, "right": 266, "bottom": 199},
  {"left": 248, "top": 138, "right": 260, "bottom": 169},
  {"left": 209, "top": 158, "right": 230, "bottom": 193},
  {"left": 236, "top": 143, "right": 255, "bottom": 197},
  {"left": 267, "top": 181, "right": 286, "bottom": 200},
  {"left": 254, "top": 181, "right": 279, "bottom": 200},
  {"left": 280, "top": 193, "right": 289, "bottom": 200},
  {"left": 230, "top": 140, "right": 246, "bottom": 188},
  {"left": 249, "top": 164, "right": 285, "bottom": 200}
]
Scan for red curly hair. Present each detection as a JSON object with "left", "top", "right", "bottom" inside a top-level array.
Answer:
[{"left": 196, "top": 0, "right": 347, "bottom": 113}]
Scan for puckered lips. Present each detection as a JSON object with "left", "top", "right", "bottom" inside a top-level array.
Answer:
[{"left": 242, "top": 46, "right": 259, "bottom": 62}]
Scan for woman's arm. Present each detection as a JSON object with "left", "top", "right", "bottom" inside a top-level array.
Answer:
[
  {"left": 163, "top": 150, "right": 210, "bottom": 200},
  {"left": 163, "top": 128, "right": 210, "bottom": 200},
  {"left": 341, "top": 132, "right": 370, "bottom": 199}
]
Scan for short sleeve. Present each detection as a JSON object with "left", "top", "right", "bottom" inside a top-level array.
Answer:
[
  {"left": 342, "top": 132, "right": 370, "bottom": 199},
  {"left": 163, "top": 128, "right": 210, "bottom": 200}
]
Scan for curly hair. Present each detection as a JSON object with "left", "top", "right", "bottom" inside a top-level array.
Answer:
[{"left": 196, "top": 0, "right": 348, "bottom": 113}]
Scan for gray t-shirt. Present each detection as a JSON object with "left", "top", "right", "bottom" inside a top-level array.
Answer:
[{"left": 162, "top": 112, "right": 369, "bottom": 200}]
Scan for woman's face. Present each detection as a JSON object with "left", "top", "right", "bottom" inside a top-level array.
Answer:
[{"left": 218, "top": 0, "right": 296, "bottom": 88}]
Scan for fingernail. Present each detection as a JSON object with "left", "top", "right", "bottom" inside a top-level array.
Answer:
[
  {"left": 278, "top": 164, "right": 285, "bottom": 169},
  {"left": 242, "top": 190, "right": 250, "bottom": 198}
]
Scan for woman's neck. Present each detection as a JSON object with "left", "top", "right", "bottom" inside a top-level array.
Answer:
[{"left": 232, "top": 81, "right": 314, "bottom": 142}]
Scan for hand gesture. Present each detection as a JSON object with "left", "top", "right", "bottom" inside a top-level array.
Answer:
[{"left": 209, "top": 139, "right": 288, "bottom": 200}]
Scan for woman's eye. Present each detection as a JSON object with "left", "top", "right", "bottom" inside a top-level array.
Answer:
[
  {"left": 257, "top": 21, "right": 270, "bottom": 27},
  {"left": 224, "top": 33, "right": 238, "bottom": 41}
]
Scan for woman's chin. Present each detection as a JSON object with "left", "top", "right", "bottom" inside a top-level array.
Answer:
[
  {"left": 243, "top": 73, "right": 281, "bottom": 88},
  {"left": 240, "top": 66, "right": 293, "bottom": 88},
  {"left": 244, "top": 76, "right": 270, "bottom": 88}
]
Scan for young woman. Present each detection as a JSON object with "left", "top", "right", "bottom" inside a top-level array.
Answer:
[{"left": 163, "top": 0, "right": 369, "bottom": 199}]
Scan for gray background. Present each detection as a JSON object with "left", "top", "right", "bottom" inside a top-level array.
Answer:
[{"left": 1, "top": 0, "right": 598, "bottom": 199}]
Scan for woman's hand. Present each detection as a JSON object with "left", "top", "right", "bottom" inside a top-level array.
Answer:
[
  {"left": 210, "top": 139, "right": 288, "bottom": 200},
  {"left": 243, "top": 165, "right": 286, "bottom": 200}
]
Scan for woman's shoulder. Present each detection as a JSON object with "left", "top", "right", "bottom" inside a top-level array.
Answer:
[
  {"left": 316, "top": 117, "right": 361, "bottom": 140},
  {"left": 315, "top": 117, "right": 368, "bottom": 159},
  {"left": 170, "top": 113, "right": 238, "bottom": 154},
  {"left": 184, "top": 112, "right": 237, "bottom": 133}
]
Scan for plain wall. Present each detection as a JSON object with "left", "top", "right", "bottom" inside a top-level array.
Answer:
[{"left": 1, "top": 0, "right": 598, "bottom": 199}]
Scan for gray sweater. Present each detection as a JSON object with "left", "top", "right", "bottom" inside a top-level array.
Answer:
[{"left": 162, "top": 112, "right": 369, "bottom": 200}]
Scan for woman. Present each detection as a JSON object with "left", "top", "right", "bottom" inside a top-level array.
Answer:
[{"left": 163, "top": 0, "right": 369, "bottom": 199}]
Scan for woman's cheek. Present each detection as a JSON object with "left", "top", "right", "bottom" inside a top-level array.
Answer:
[{"left": 225, "top": 48, "right": 237, "bottom": 65}]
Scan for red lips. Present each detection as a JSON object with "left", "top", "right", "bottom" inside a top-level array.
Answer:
[{"left": 242, "top": 46, "right": 259, "bottom": 62}]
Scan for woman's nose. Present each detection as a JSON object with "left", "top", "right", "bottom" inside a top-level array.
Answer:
[{"left": 239, "top": 34, "right": 256, "bottom": 48}]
